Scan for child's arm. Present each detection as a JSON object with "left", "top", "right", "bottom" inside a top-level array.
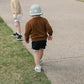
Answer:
[
  {"left": 24, "top": 22, "right": 31, "bottom": 43},
  {"left": 13, "top": 0, "right": 18, "bottom": 18},
  {"left": 14, "top": 15, "right": 17, "bottom": 19},
  {"left": 13, "top": 0, "right": 21, "bottom": 19},
  {"left": 45, "top": 19, "right": 53, "bottom": 40}
]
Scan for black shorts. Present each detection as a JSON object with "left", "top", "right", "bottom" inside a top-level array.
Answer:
[{"left": 32, "top": 40, "right": 47, "bottom": 50}]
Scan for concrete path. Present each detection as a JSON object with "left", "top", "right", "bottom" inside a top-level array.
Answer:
[{"left": 0, "top": 0, "right": 84, "bottom": 84}]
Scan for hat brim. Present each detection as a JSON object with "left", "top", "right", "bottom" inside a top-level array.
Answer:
[{"left": 29, "top": 13, "right": 43, "bottom": 16}]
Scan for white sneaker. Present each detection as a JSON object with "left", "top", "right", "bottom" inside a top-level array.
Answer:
[
  {"left": 35, "top": 66, "right": 41, "bottom": 72},
  {"left": 40, "top": 57, "right": 44, "bottom": 64}
]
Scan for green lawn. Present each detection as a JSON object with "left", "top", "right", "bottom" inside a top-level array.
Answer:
[
  {"left": 77, "top": 0, "right": 84, "bottom": 2},
  {"left": 0, "top": 17, "right": 51, "bottom": 84}
]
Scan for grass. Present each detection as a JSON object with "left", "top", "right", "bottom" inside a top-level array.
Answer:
[
  {"left": 77, "top": 0, "right": 84, "bottom": 2},
  {"left": 0, "top": 17, "right": 51, "bottom": 84},
  {"left": 0, "top": 17, "right": 4, "bottom": 23}
]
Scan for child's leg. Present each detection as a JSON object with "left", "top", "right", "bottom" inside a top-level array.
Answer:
[
  {"left": 39, "top": 49, "right": 44, "bottom": 59},
  {"left": 33, "top": 50, "right": 40, "bottom": 66},
  {"left": 15, "top": 21, "right": 21, "bottom": 34}
]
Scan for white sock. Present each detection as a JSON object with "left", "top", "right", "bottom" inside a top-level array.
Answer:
[{"left": 36, "top": 65, "right": 41, "bottom": 68}]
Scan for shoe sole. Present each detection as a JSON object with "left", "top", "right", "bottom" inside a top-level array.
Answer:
[{"left": 35, "top": 70, "right": 41, "bottom": 72}]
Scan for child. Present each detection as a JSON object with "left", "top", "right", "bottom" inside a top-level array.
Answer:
[
  {"left": 11, "top": 0, "right": 23, "bottom": 40},
  {"left": 24, "top": 4, "right": 53, "bottom": 72}
]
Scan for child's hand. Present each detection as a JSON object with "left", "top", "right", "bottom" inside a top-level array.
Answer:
[
  {"left": 21, "top": 13, "right": 23, "bottom": 16},
  {"left": 25, "top": 40, "right": 29, "bottom": 43},
  {"left": 14, "top": 15, "right": 17, "bottom": 19},
  {"left": 48, "top": 36, "right": 53, "bottom": 40}
]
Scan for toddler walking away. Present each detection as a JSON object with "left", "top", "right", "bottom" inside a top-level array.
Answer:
[
  {"left": 24, "top": 4, "right": 53, "bottom": 72},
  {"left": 11, "top": 0, "right": 23, "bottom": 41}
]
